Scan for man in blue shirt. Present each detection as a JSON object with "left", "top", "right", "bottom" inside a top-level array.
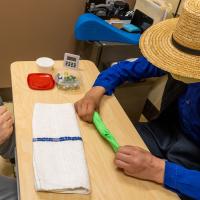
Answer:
[{"left": 75, "top": 0, "right": 200, "bottom": 199}]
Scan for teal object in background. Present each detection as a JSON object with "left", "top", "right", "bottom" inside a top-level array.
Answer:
[
  {"left": 75, "top": 13, "right": 141, "bottom": 44},
  {"left": 93, "top": 111, "right": 120, "bottom": 152},
  {"left": 122, "top": 24, "right": 141, "bottom": 33}
]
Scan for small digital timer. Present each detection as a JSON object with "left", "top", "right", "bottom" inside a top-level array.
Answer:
[{"left": 64, "top": 53, "right": 80, "bottom": 69}]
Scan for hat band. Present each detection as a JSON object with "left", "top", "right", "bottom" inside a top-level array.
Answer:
[{"left": 172, "top": 36, "right": 200, "bottom": 56}]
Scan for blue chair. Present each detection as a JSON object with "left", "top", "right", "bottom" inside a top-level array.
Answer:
[{"left": 74, "top": 13, "right": 141, "bottom": 44}]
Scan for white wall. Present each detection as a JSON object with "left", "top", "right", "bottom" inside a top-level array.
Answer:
[{"left": 167, "top": 0, "right": 185, "bottom": 15}]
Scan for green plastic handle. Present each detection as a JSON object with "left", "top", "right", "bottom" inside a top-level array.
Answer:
[{"left": 93, "top": 111, "right": 120, "bottom": 152}]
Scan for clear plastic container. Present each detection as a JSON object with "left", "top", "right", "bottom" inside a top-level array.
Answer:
[{"left": 54, "top": 69, "right": 81, "bottom": 90}]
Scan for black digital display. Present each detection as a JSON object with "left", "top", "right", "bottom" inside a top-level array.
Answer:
[
  {"left": 67, "top": 56, "right": 76, "bottom": 62},
  {"left": 131, "top": 9, "right": 153, "bottom": 33}
]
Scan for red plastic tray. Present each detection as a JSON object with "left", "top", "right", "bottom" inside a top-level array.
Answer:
[{"left": 27, "top": 73, "right": 55, "bottom": 90}]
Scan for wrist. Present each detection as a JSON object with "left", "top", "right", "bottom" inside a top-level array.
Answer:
[
  {"left": 86, "top": 86, "right": 105, "bottom": 102},
  {"left": 150, "top": 155, "right": 165, "bottom": 184}
]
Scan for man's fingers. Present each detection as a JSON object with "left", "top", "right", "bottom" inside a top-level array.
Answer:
[
  {"left": 1, "top": 111, "right": 12, "bottom": 122},
  {"left": 75, "top": 99, "right": 95, "bottom": 123},
  {"left": 75, "top": 101, "right": 85, "bottom": 117},
  {"left": 82, "top": 116, "right": 93, "bottom": 123},
  {"left": 84, "top": 103, "right": 95, "bottom": 122},
  {"left": 74, "top": 101, "right": 79, "bottom": 113},
  {"left": 124, "top": 170, "right": 135, "bottom": 177},
  {"left": 0, "top": 112, "right": 12, "bottom": 125},
  {"left": 118, "top": 145, "right": 144, "bottom": 154},
  {"left": 114, "top": 159, "right": 129, "bottom": 169},
  {"left": 0, "top": 106, "right": 7, "bottom": 115},
  {"left": 117, "top": 146, "right": 136, "bottom": 155},
  {"left": 76, "top": 102, "right": 90, "bottom": 122},
  {"left": 87, "top": 103, "right": 95, "bottom": 116},
  {"left": 78, "top": 100, "right": 88, "bottom": 115},
  {"left": 6, "top": 118, "right": 14, "bottom": 128},
  {"left": 79, "top": 103, "right": 88, "bottom": 118},
  {"left": 6, "top": 127, "right": 13, "bottom": 138},
  {"left": 2, "top": 118, "right": 13, "bottom": 129},
  {"left": 116, "top": 152, "right": 131, "bottom": 163}
]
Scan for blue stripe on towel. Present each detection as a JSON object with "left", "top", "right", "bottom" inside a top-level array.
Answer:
[{"left": 32, "top": 136, "right": 82, "bottom": 142}]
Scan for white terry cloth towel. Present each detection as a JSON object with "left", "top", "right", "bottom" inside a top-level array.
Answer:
[{"left": 32, "top": 103, "right": 90, "bottom": 194}]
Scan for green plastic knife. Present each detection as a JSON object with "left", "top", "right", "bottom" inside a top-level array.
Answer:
[{"left": 93, "top": 111, "right": 120, "bottom": 152}]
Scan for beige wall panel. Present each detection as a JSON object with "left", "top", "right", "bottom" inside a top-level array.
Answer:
[
  {"left": 0, "top": 0, "right": 85, "bottom": 88},
  {"left": 0, "top": 0, "right": 135, "bottom": 88},
  {"left": 127, "top": 0, "right": 136, "bottom": 9}
]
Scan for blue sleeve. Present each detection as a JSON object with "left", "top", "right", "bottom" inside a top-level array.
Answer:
[
  {"left": 164, "top": 161, "right": 200, "bottom": 199},
  {"left": 93, "top": 57, "right": 165, "bottom": 95}
]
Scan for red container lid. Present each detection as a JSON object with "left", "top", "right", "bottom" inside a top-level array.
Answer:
[{"left": 27, "top": 73, "right": 55, "bottom": 90}]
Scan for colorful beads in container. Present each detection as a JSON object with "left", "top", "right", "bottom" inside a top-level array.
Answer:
[{"left": 55, "top": 72, "right": 80, "bottom": 90}]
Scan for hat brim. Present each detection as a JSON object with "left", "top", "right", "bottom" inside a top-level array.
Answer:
[{"left": 139, "top": 18, "right": 200, "bottom": 80}]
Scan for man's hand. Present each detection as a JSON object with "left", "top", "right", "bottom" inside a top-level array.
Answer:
[
  {"left": 75, "top": 86, "right": 105, "bottom": 122},
  {"left": 115, "top": 146, "right": 165, "bottom": 184},
  {"left": 0, "top": 106, "right": 14, "bottom": 145}
]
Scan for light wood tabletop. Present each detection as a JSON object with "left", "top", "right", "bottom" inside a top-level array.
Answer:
[{"left": 11, "top": 60, "right": 179, "bottom": 200}]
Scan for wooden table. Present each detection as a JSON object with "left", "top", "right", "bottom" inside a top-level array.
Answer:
[{"left": 11, "top": 60, "right": 179, "bottom": 200}]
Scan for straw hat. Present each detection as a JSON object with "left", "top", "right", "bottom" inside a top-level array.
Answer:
[{"left": 139, "top": 0, "right": 200, "bottom": 81}]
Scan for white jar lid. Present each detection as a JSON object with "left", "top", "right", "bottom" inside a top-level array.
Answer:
[{"left": 36, "top": 57, "right": 55, "bottom": 68}]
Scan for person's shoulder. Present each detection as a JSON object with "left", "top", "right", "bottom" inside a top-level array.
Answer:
[
  {"left": 132, "top": 56, "right": 155, "bottom": 66},
  {"left": 134, "top": 56, "right": 151, "bottom": 64}
]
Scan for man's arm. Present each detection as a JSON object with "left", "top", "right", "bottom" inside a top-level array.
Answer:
[
  {"left": 75, "top": 57, "right": 165, "bottom": 122},
  {"left": 75, "top": 86, "right": 105, "bottom": 122},
  {"left": 93, "top": 56, "right": 165, "bottom": 95},
  {"left": 164, "top": 161, "right": 200, "bottom": 199},
  {"left": 115, "top": 145, "right": 200, "bottom": 199}
]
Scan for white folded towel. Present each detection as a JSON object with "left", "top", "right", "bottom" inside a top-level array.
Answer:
[{"left": 32, "top": 103, "right": 90, "bottom": 194}]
